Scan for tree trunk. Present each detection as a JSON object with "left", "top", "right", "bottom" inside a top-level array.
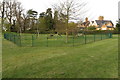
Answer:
[
  {"left": 66, "top": 29, "right": 68, "bottom": 43},
  {"left": 37, "top": 25, "right": 39, "bottom": 37},
  {"left": 9, "top": 19, "right": 12, "bottom": 32},
  {"left": 66, "top": 12, "right": 69, "bottom": 43},
  {"left": 66, "top": 19, "right": 69, "bottom": 43},
  {"left": 19, "top": 27, "right": 22, "bottom": 35},
  {"left": 1, "top": 2, "right": 5, "bottom": 31}
]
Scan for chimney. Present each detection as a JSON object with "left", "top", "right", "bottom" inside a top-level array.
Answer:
[
  {"left": 85, "top": 17, "right": 88, "bottom": 22},
  {"left": 98, "top": 16, "right": 104, "bottom": 20}
]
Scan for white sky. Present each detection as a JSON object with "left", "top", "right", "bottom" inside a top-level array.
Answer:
[{"left": 1, "top": 0, "right": 119, "bottom": 26}]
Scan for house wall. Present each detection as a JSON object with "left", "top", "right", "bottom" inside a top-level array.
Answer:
[
  {"left": 101, "top": 25, "right": 107, "bottom": 30},
  {"left": 107, "top": 28, "right": 114, "bottom": 30},
  {"left": 96, "top": 28, "right": 100, "bottom": 30},
  {"left": 106, "top": 22, "right": 113, "bottom": 26}
]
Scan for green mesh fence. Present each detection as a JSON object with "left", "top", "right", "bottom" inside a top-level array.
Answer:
[
  {"left": 4, "top": 32, "right": 112, "bottom": 47},
  {"left": 4, "top": 32, "right": 21, "bottom": 46}
]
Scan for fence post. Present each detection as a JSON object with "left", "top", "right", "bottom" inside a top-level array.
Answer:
[
  {"left": 109, "top": 33, "right": 112, "bottom": 38},
  {"left": 73, "top": 36, "right": 74, "bottom": 47},
  {"left": 106, "top": 33, "right": 107, "bottom": 39},
  {"left": 6, "top": 33, "right": 7, "bottom": 39},
  {"left": 111, "top": 33, "right": 113, "bottom": 38},
  {"left": 16, "top": 34, "right": 19, "bottom": 46},
  {"left": 11, "top": 34, "right": 14, "bottom": 42},
  {"left": 14, "top": 35, "right": 15, "bottom": 43},
  {"left": 4, "top": 33, "right": 6, "bottom": 39},
  {"left": 85, "top": 34, "right": 87, "bottom": 44},
  {"left": 108, "top": 33, "right": 109, "bottom": 38},
  {"left": 47, "top": 37, "right": 48, "bottom": 47},
  {"left": 9, "top": 33, "right": 10, "bottom": 40},
  {"left": 19, "top": 35, "right": 21, "bottom": 47},
  {"left": 101, "top": 33, "right": 102, "bottom": 40},
  {"left": 32, "top": 35, "right": 34, "bottom": 47},
  {"left": 7, "top": 33, "right": 8, "bottom": 40},
  {"left": 10, "top": 33, "right": 12, "bottom": 41},
  {"left": 9, "top": 33, "right": 11, "bottom": 41},
  {"left": 8, "top": 33, "right": 9, "bottom": 40},
  {"left": 94, "top": 34, "right": 95, "bottom": 42}
]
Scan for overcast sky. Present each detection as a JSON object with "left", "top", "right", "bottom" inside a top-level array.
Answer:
[{"left": 1, "top": 0, "right": 119, "bottom": 25}]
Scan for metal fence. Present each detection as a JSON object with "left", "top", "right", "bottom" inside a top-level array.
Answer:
[
  {"left": 4, "top": 33, "right": 22, "bottom": 46},
  {"left": 4, "top": 32, "right": 112, "bottom": 47}
]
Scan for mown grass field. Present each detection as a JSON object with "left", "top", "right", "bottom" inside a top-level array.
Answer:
[{"left": 2, "top": 34, "right": 118, "bottom": 78}]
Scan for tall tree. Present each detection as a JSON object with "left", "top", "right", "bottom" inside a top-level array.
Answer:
[
  {"left": 27, "top": 9, "right": 38, "bottom": 30},
  {"left": 4, "top": 0, "right": 15, "bottom": 31},
  {"left": 53, "top": 11, "right": 66, "bottom": 34},
  {"left": 39, "top": 12, "right": 48, "bottom": 31},
  {"left": 0, "top": 1, "right": 5, "bottom": 31},
  {"left": 46, "top": 8, "right": 54, "bottom": 30},
  {"left": 22, "top": 13, "right": 29, "bottom": 32},
  {"left": 13, "top": 1, "right": 24, "bottom": 33},
  {"left": 53, "top": 0, "right": 87, "bottom": 43},
  {"left": 0, "top": 0, "right": 24, "bottom": 33},
  {"left": 53, "top": 11, "right": 58, "bottom": 30}
]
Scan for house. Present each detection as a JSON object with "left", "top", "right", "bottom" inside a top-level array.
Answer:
[
  {"left": 78, "top": 16, "right": 114, "bottom": 30},
  {"left": 91, "top": 16, "right": 114, "bottom": 30},
  {"left": 77, "top": 17, "right": 90, "bottom": 30}
]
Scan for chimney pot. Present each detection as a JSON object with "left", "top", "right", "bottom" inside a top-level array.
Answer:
[{"left": 99, "top": 16, "right": 104, "bottom": 20}]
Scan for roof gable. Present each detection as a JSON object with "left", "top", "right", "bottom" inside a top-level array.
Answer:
[
  {"left": 82, "top": 21, "right": 90, "bottom": 26},
  {"left": 95, "top": 20, "right": 114, "bottom": 27}
]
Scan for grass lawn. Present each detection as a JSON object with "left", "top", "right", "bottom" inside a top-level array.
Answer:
[{"left": 2, "top": 35, "right": 118, "bottom": 78}]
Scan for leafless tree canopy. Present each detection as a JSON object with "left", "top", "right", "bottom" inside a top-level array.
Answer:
[
  {"left": 0, "top": 0, "right": 25, "bottom": 32},
  {"left": 0, "top": 0, "right": 87, "bottom": 37},
  {"left": 0, "top": 1, "right": 2, "bottom": 17},
  {"left": 52, "top": 0, "right": 87, "bottom": 43},
  {"left": 53, "top": 0, "right": 87, "bottom": 21}
]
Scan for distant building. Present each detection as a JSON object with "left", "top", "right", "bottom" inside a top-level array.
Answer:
[
  {"left": 77, "top": 17, "right": 90, "bottom": 30},
  {"left": 78, "top": 16, "right": 114, "bottom": 30},
  {"left": 91, "top": 16, "right": 114, "bottom": 30}
]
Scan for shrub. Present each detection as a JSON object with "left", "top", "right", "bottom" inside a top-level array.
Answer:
[{"left": 87, "top": 26, "right": 96, "bottom": 30}]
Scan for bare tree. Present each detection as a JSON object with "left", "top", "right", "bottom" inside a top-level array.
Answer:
[
  {"left": 13, "top": 1, "right": 24, "bottom": 33},
  {"left": 27, "top": 9, "right": 38, "bottom": 32},
  {"left": 53, "top": 0, "right": 87, "bottom": 43},
  {"left": 0, "top": 1, "right": 5, "bottom": 31},
  {"left": 4, "top": 0, "right": 15, "bottom": 31},
  {"left": 0, "top": 0, "right": 24, "bottom": 33},
  {"left": 22, "top": 13, "right": 28, "bottom": 32}
]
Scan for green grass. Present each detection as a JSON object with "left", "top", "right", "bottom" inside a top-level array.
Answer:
[{"left": 2, "top": 35, "right": 118, "bottom": 78}]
